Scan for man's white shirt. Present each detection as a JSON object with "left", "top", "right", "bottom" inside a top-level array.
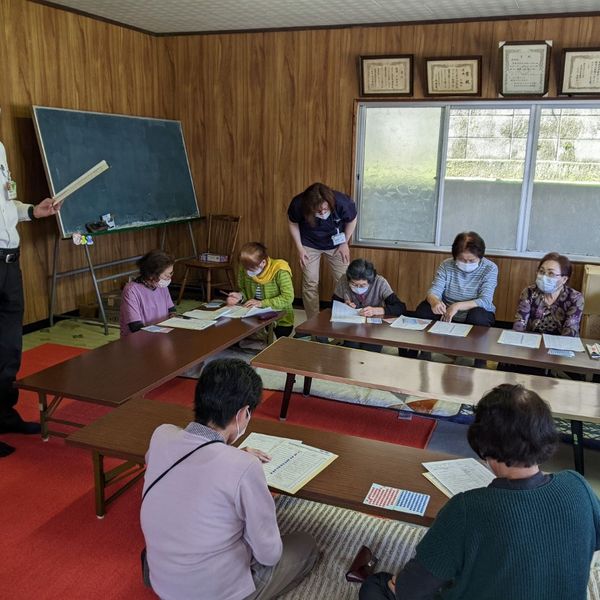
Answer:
[{"left": 0, "top": 142, "right": 32, "bottom": 249}]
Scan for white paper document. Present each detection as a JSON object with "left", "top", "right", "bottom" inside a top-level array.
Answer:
[
  {"left": 141, "top": 325, "right": 173, "bottom": 334},
  {"left": 330, "top": 300, "right": 365, "bottom": 324},
  {"left": 238, "top": 432, "right": 302, "bottom": 454},
  {"left": 225, "top": 306, "right": 275, "bottom": 319},
  {"left": 238, "top": 433, "right": 337, "bottom": 494},
  {"left": 497, "top": 330, "right": 542, "bottom": 349},
  {"left": 428, "top": 321, "right": 472, "bottom": 337},
  {"left": 183, "top": 307, "right": 232, "bottom": 320},
  {"left": 422, "top": 458, "right": 495, "bottom": 497},
  {"left": 390, "top": 315, "right": 432, "bottom": 330},
  {"left": 543, "top": 334, "right": 585, "bottom": 352},
  {"left": 158, "top": 317, "right": 216, "bottom": 331}
]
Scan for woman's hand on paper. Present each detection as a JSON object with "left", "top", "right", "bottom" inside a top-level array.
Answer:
[
  {"left": 243, "top": 447, "right": 271, "bottom": 463},
  {"left": 244, "top": 299, "right": 262, "bottom": 308},
  {"left": 359, "top": 306, "right": 384, "bottom": 317}
]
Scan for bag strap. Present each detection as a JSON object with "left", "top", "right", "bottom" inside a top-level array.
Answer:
[{"left": 142, "top": 439, "right": 223, "bottom": 502}]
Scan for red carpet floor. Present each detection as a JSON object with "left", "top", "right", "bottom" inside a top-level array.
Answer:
[
  {"left": 147, "top": 378, "right": 436, "bottom": 448},
  {"left": 0, "top": 343, "right": 435, "bottom": 599}
]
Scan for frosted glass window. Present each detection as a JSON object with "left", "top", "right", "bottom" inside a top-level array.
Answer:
[
  {"left": 441, "top": 108, "right": 530, "bottom": 250},
  {"left": 528, "top": 108, "right": 600, "bottom": 256},
  {"left": 359, "top": 107, "right": 443, "bottom": 243},
  {"left": 355, "top": 102, "right": 600, "bottom": 260}
]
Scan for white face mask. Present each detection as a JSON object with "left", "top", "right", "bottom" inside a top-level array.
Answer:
[
  {"left": 536, "top": 275, "right": 560, "bottom": 294},
  {"left": 315, "top": 210, "right": 331, "bottom": 220},
  {"left": 350, "top": 284, "right": 369, "bottom": 295},
  {"left": 234, "top": 407, "right": 251, "bottom": 442},
  {"left": 246, "top": 262, "right": 265, "bottom": 278},
  {"left": 157, "top": 278, "right": 171, "bottom": 288},
  {"left": 456, "top": 260, "right": 479, "bottom": 273}
]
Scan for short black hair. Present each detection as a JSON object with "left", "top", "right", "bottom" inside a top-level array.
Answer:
[
  {"left": 194, "top": 359, "right": 263, "bottom": 428},
  {"left": 138, "top": 249, "right": 174, "bottom": 282},
  {"left": 451, "top": 231, "right": 486, "bottom": 260},
  {"left": 346, "top": 258, "right": 377, "bottom": 283},
  {"left": 467, "top": 384, "right": 559, "bottom": 467}
]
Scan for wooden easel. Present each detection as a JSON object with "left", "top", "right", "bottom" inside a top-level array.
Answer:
[{"left": 48, "top": 220, "right": 198, "bottom": 335}]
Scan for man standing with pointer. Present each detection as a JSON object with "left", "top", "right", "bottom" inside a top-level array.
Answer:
[{"left": 0, "top": 138, "right": 59, "bottom": 457}]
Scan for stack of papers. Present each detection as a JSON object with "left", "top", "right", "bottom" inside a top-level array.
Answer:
[
  {"left": 497, "top": 330, "right": 542, "bottom": 349},
  {"left": 239, "top": 432, "right": 337, "bottom": 494},
  {"left": 422, "top": 458, "right": 495, "bottom": 498},
  {"left": 428, "top": 321, "right": 472, "bottom": 337},
  {"left": 389, "top": 315, "right": 431, "bottom": 330},
  {"left": 158, "top": 317, "right": 216, "bottom": 331},
  {"left": 183, "top": 307, "right": 233, "bottom": 320},
  {"left": 542, "top": 334, "right": 585, "bottom": 352},
  {"left": 363, "top": 483, "right": 430, "bottom": 516},
  {"left": 331, "top": 300, "right": 365, "bottom": 324},
  {"left": 330, "top": 300, "right": 382, "bottom": 324},
  {"left": 225, "top": 306, "right": 275, "bottom": 319}
]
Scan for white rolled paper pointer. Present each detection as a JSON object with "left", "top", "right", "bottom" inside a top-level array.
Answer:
[{"left": 52, "top": 160, "right": 109, "bottom": 206}]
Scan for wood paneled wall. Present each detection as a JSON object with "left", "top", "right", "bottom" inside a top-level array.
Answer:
[
  {"left": 166, "top": 16, "right": 596, "bottom": 321},
  {"left": 0, "top": 0, "right": 176, "bottom": 323},
  {"left": 1, "top": 1, "right": 597, "bottom": 323}
]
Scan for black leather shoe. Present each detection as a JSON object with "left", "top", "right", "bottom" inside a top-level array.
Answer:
[
  {"left": 0, "top": 441, "right": 16, "bottom": 457},
  {"left": 0, "top": 410, "right": 41, "bottom": 435}
]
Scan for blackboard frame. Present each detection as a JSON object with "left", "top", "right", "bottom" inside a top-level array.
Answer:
[{"left": 32, "top": 106, "right": 200, "bottom": 239}]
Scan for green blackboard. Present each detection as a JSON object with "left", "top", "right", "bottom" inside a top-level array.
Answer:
[{"left": 33, "top": 106, "right": 199, "bottom": 238}]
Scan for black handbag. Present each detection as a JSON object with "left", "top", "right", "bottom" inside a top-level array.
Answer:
[{"left": 345, "top": 545, "right": 379, "bottom": 583}]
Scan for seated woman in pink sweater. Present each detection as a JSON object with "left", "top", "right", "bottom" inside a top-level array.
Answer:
[
  {"left": 120, "top": 249, "right": 176, "bottom": 336},
  {"left": 140, "top": 359, "right": 319, "bottom": 600}
]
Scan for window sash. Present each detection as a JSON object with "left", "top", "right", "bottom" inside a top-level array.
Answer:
[{"left": 353, "top": 100, "right": 600, "bottom": 264}]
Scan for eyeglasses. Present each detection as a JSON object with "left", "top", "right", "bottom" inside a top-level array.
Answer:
[{"left": 537, "top": 268, "right": 562, "bottom": 278}]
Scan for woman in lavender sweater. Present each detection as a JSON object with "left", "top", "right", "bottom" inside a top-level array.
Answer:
[
  {"left": 513, "top": 252, "right": 584, "bottom": 337},
  {"left": 120, "top": 249, "right": 176, "bottom": 336}
]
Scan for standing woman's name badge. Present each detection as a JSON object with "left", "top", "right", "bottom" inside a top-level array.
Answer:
[{"left": 331, "top": 229, "right": 346, "bottom": 246}]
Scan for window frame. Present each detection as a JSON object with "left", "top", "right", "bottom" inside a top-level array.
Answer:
[{"left": 352, "top": 99, "right": 600, "bottom": 264}]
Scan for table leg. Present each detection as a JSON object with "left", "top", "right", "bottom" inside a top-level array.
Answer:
[
  {"left": 280, "top": 373, "right": 296, "bottom": 420},
  {"left": 303, "top": 376, "right": 313, "bottom": 397},
  {"left": 93, "top": 451, "right": 107, "bottom": 518},
  {"left": 570, "top": 420, "right": 584, "bottom": 476},
  {"left": 38, "top": 392, "right": 49, "bottom": 441}
]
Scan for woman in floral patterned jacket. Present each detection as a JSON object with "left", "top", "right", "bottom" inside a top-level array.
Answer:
[{"left": 513, "top": 252, "right": 584, "bottom": 337}]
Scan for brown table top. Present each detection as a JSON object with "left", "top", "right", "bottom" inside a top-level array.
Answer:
[
  {"left": 66, "top": 397, "right": 453, "bottom": 526},
  {"left": 295, "top": 309, "right": 600, "bottom": 375},
  {"left": 252, "top": 337, "right": 600, "bottom": 424},
  {"left": 16, "top": 315, "right": 277, "bottom": 406}
]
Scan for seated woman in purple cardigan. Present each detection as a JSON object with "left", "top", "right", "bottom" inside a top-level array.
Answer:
[
  {"left": 120, "top": 249, "right": 176, "bottom": 336},
  {"left": 513, "top": 252, "right": 584, "bottom": 337}
]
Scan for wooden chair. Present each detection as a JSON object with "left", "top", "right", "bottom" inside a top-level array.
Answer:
[
  {"left": 177, "top": 214, "right": 241, "bottom": 303},
  {"left": 581, "top": 265, "right": 600, "bottom": 339}
]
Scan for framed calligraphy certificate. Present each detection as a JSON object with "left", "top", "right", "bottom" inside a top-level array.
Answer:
[
  {"left": 359, "top": 55, "right": 413, "bottom": 97},
  {"left": 499, "top": 41, "right": 551, "bottom": 97},
  {"left": 424, "top": 57, "right": 481, "bottom": 96},
  {"left": 560, "top": 48, "right": 600, "bottom": 95}
]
